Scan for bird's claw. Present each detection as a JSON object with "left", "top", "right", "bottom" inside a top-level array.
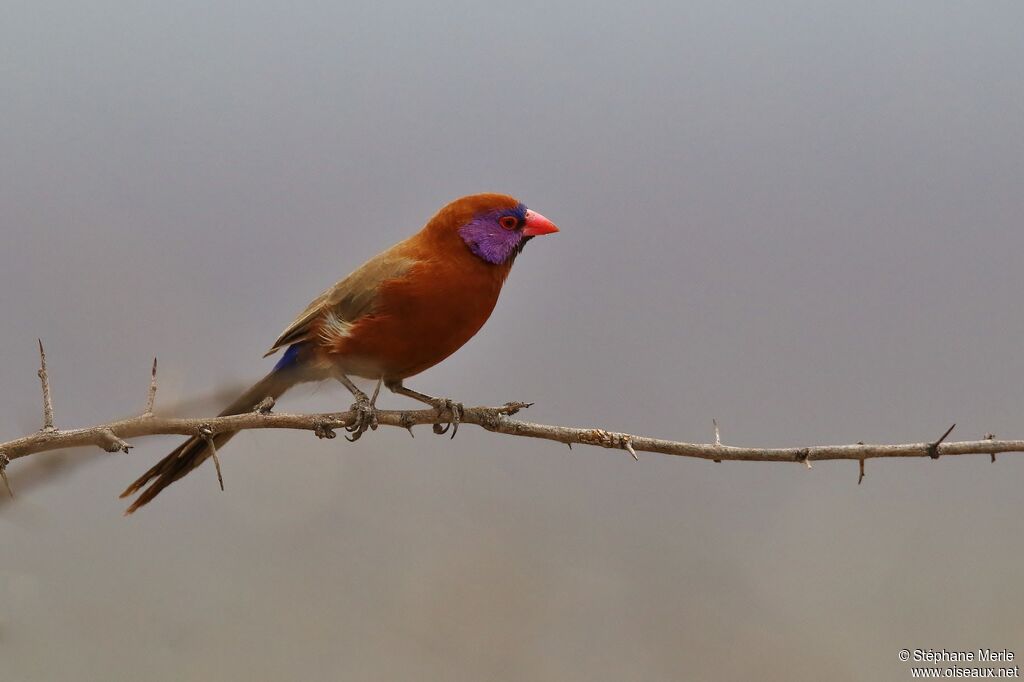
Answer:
[
  {"left": 430, "top": 399, "right": 464, "bottom": 439},
  {"left": 345, "top": 396, "right": 378, "bottom": 442}
]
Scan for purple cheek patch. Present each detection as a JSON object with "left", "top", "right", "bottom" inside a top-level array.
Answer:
[{"left": 459, "top": 216, "right": 524, "bottom": 265}]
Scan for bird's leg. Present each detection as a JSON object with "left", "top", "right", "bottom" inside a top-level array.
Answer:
[
  {"left": 337, "top": 374, "right": 378, "bottom": 442},
  {"left": 385, "top": 380, "right": 464, "bottom": 438}
]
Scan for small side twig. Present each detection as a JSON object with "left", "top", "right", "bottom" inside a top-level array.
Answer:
[
  {"left": 37, "top": 339, "right": 55, "bottom": 432},
  {"left": 96, "top": 429, "right": 133, "bottom": 454},
  {"left": 313, "top": 419, "right": 337, "bottom": 440},
  {"left": 0, "top": 452, "right": 12, "bottom": 498},
  {"left": 253, "top": 397, "right": 276, "bottom": 414},
  {"left": 144, "top": 358, "right": 158, "bottom": 416}
]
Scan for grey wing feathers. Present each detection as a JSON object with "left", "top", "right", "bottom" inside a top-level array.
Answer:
[{"left": 263, "top": 251, "right": 416, "bottom": 357}]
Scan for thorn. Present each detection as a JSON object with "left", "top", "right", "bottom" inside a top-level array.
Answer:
[
  {"left": 858, "top": 458, "right": 866, "bottom": 485},
  {"left": 199, "top": 427, "right": 224, "bottom": 491},
  {"left": 984, "top": 433, "right": 996, "bottom": 463},
  {"left": 937, "top": 423, "right": 956, "bottom": 443},
  {"left": 567, "top": 442, "right": 573, "bottom": 450},
  {"left": 0, "top": 453, "right": 12, "bottom": 498},
  {"left": 927, "top": 423, "right": 956, "bottom": 460},
  {"left": 623, "top": 436, "right": 638, "bottom": 461},
  {"left": 712, "top": 418, "right": 721, "bottom": 447},
  {"left": 145, "top": 357, "right": 158, "bottom": 415},
  {"left": 399, "top": 413, "right": 415, "bottom": 438},
  {"left": 210, "top": 449, "right": 224, "bottom": 491},
  {"left": 795, "top": 448, "right": 812, "bottom": 469},
  {"left": 37, "top": 339, "right": 55, "bottom": 432}
]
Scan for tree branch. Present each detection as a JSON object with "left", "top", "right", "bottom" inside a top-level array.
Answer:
[{"left": 1, "top": 348, "right": 1020, "bottom": 499}]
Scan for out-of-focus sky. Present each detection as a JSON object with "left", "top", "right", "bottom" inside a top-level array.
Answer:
[{"left": 2, "top": 1, "right": 1023, "bottom": 680}]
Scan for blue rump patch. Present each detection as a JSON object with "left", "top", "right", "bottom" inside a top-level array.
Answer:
[{"left": 273, "top": 344, "right": 301, "bottom": 371}]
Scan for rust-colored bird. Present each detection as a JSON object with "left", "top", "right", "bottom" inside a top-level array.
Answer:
[{"left": 121, "top": 193, "right": 559, "bottom": 513}]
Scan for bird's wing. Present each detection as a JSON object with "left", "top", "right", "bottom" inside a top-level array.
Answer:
[{"left": 263, "top": 250, "right": 418, "bottom": 357}]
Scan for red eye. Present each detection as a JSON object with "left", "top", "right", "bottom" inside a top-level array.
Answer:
[{"left": 499, "top": 216, "right": 518, "bottom": 231}]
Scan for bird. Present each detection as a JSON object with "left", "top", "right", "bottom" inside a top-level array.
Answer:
[{"left": 120, "top": 193, "right": 559, "bottom": 514}]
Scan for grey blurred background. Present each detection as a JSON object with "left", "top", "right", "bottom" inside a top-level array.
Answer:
[{"left": 2, "top": 1, "right": 1023, "bottom": 680}]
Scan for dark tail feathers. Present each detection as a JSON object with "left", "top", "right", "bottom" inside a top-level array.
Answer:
[{"left": 120, "top": 369, "right": 296, "bottom": 515}]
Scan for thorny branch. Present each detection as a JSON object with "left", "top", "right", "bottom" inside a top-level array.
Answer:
[{"left": 0, "top": 345, "right": 1020, "bottom": 500}]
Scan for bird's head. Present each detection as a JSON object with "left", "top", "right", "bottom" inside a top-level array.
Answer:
[{"left": 428, "top": 193, "right": 559, "bottom": 266}]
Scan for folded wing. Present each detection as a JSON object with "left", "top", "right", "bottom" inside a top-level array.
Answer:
[{"left": 264, "top": 249, "right": 417, "bottom": 357}]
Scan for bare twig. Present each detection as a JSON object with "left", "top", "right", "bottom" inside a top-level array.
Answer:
[
  {"left": 37, "top": 339, "right": 55, "bottom": 431},
  {"left": 4, "top": 354, "right": 1024, "bottom": 500},
  {"left": 3, "top": 403, "right": 1024, "bottom": 472}
]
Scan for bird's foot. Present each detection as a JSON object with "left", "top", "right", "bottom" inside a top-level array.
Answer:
[
  {"left": 345, "top": 395, "right": 378, "bottom": 442},
  {"left": 429, "top": 398, "right": 464, "bottom": 439}
]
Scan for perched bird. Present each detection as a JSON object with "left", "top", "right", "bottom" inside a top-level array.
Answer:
[{"left": 121, "top": 193, "right": 559, "bottom": 514}]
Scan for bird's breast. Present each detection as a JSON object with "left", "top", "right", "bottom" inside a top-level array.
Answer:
[{"left": 324, "top": 256, "right": 511, "bottom": 380}]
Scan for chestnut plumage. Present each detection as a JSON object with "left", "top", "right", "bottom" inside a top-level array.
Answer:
[{"left": 121, "top": 193, "right": 559, "bottom": 513}]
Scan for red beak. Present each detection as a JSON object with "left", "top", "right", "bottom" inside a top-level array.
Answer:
[{"left": 522, "top": 209, "right": 559, "bottom": 236}]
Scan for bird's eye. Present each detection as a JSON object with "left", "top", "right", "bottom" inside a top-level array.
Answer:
[{"left": 498, "top": 216, "right": 519, "bottom": 231}]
